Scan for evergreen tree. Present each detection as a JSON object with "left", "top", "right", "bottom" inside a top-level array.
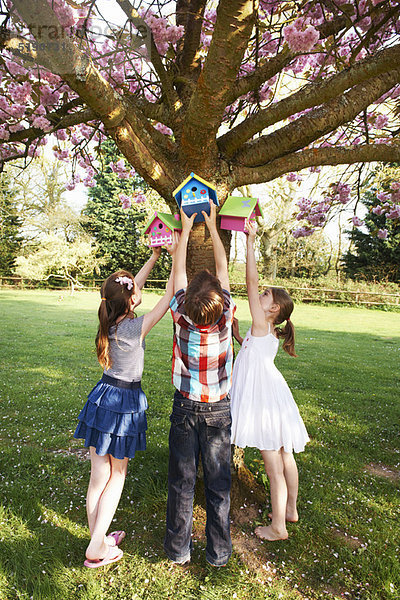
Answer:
[
  {"left": 83, "top": 139, "right": 171, "bottom": 279},
  {"left": 343, "top": 175, "right": 400, "bottom": 283},
  {"left": 0, "top": 173, "right": 23, "bottom": 276}
]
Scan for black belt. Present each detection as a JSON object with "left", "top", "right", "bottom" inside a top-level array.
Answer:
[{"left": 101, "top": 374, "right": 141, "bottom": 389}]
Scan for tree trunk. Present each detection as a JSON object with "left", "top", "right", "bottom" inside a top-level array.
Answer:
[{"left": 259, "top": 231, "right": 277, "bottom": 280}]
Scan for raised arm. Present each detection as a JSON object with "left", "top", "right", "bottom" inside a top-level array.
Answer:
[
  {"left": 135, "top": 246, "right": 162, "bottom": 290},
  {"left": 202, "top": 200, "right": 230, "bottom": 291},
  {"left": 245, "top": 220, "right": 268, "bottom": 336},
  {"left": 173, "top": 209, "right": 196, "bottom": 293},
  {"left": 141, "top": 233, "right": 179, "bottom": 340}
]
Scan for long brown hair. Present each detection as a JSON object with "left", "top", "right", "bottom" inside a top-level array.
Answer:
[
  {"left": 96, "top": 270, "right": 138, "bottom": 369},
  {"left": 270, "top": 287, "right": 297, "bottom": 357},
  {"left": 185, "top": 270, "right": 225, "bottom": 326}
]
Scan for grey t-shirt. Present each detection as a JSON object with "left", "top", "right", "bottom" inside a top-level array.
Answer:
[{"left": 104, "top": 315, "right": 145, "bottom": 382}]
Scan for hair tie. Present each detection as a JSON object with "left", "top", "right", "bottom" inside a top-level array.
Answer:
[{"left": 101, "top": 297, "right": 107, "bottom": 301}]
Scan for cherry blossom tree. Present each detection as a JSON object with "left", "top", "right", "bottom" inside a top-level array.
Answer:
[{"left": 1, "top": 0, "right": 400, "bottom": 267}]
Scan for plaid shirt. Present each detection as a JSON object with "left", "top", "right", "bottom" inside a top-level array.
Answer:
[{"left": 170, "top": 288, "right": 236, "bottom": 403}]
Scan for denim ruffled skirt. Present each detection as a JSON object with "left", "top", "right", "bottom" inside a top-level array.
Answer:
[{"left": 74, "top": 374, "right": 148, "bottom": 459}]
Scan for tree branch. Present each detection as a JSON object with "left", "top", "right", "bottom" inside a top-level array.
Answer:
[
  {"left": 225, "top": 13, "right": 349, "bottom": 106},
  {"left": 12, "top": 0, "right": 127, "bottom": 129},
  {"left": 175, "top": 0, "right": 207, "bottom": 76},
  {"left": 5, "top": 108, "right": 97, "bottom": 144},
  {"left": 219, "top": 43, "right": 400, "bottom": 157},
  {"left": 232, "top": 143, "right": 400, "bottom": 188},
  {"left": 115, "top": 0, "right": 179, "bottom": 109},
  {"left": 234, "top": 68, "right": 400, "bottom": 167},
  {"left": 179, "top": 0, "right": 255, "bottom": 167},
  {"left": 11, "top": 0, "right": 177, "bottom": 197}
]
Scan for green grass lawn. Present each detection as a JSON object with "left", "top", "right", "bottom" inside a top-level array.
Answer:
[{"left": 0, "top": 289, "right": 399, "bottom": 600}]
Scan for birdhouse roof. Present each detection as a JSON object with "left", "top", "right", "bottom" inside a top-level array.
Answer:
[
  {"left": 142, "top": 211, "right": 182, "bottom": 235},
  {"left": 218, "top": 196, "right": 264, "bottom": 218},
  {"left": 173, "top": 172, "right": 217, "bottom": 197}
]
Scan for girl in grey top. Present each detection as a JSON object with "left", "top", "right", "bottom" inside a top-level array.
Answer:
[{"left": 74, "top": 238, "right": 177, "bottom": 568}]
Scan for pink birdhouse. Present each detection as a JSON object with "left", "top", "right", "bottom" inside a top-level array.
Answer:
[
  {"left": 218, "top": 196, "right": 264, "bottom": 232},
  {"left": 142, "top": 211, "right": 182, "bottom": 247}
]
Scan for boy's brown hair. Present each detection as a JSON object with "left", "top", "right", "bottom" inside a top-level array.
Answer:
[{"left": 184, "top": 269, "right": 225, "bottom": 326}]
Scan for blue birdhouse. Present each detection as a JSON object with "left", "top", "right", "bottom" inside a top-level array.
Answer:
[{"left": 173, "top": 172, "right": 219, "bottom": 223}]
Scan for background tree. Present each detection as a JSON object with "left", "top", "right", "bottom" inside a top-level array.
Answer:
[
  {"left": 1, "top": 0, "right": 400, "bottom": 273},
  {"left": 343, "top": 165, "right": 400, "bottom": 283},
  {"left": 83, "top": 138, "right": 172, "bottom": 278},
  {"left": 275, "top": 230, "right": 333, "bottom": 279},
  {"left": 9, "top": 157, "right": 83, "bottom": 241},
  {"left": 0, "top": 172, "right": 22, "bottom": 275},
  {"left": 14, "top": 233, "right": 101, "bottom": 292}
]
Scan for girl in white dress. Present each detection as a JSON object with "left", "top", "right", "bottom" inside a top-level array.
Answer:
[{"left": 231, "top": 220, "right": 309, "bottom": 541}]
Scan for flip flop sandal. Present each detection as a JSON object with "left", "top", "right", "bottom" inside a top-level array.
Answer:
[
  {"left": 107, "top": 530, "right": 126, "bottom": 546},
  {"left": 84, "top": 547, "right": 123, "bottom": 569}
]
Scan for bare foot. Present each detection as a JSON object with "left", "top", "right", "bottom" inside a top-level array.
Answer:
[
  {"left": 268, "top": 511, "right": 298, "bottom": 523},
  {"left": 255, "top": 525, "right": 288, "bottom": 541}
]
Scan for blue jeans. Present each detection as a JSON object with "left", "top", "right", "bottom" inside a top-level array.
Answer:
[{"left": 164, "top": 391, "right": 232, "bottom": 566}]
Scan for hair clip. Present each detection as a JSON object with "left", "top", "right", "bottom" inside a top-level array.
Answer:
[{"left": 115, "top": 276, "right": 134, "bottom": 290}]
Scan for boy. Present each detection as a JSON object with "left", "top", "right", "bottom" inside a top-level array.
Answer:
[{"left": 164, "top": 200, "right": 236, "bottom": 567}]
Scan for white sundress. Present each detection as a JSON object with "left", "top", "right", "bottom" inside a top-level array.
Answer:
[{"left": 230, "top": 326, "right": 309, "bottom": 453}]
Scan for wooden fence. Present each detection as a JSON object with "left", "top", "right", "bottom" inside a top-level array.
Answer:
[{"left": 1, "top": 276, "right": 399, "bottom": 308}]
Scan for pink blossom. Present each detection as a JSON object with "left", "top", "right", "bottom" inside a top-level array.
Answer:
[
  {"left": 372, "top": 205, "right": 384, "bottom": 215},
  {"left": 55, "top": 129, "right": 68, "bottom": 141},
  {"left": 54, "top": 148, "right": 70, "bottom": 161},
  {"left": 119, "top": 193, "right": 132, "bottom": 209},
  {"left": 40, "top": 85, "right": 61, "bottom": 106},
  {"left": 9, "top": 123, "right": 24, "bottom": 133},
  {"left": 111, "top": 69, "right": 125, "bottom": 85},
  {"left": 352, "top": 216, "right": 364, "bottom": 227},
  {"left": 283, "top": 19, "right": 319, "bottom": 53},
  {"left": 374, "top": 114, "right": 388, "bottom": 129},
  {"left": 292, "top": 226, "right": 315, "bottom": 238},
  {"left": 0, "top": 126, "right": 10, "bottom": 140},
  {"left": 9, "top": 104, "right": 26, "bottom": 118},
  {"left": 154, "top": 123, "right": 173, "bottom": 136},
  {"left": 9, "top": 82, "right": 32, "bottom": 104},
  {"left": 32, "top": 116, "right": 53, "bottom": 131},
  {"left": 110, "top": 159, "right": 130, "bottom": 179},
  {"left": 140, "top": 10, "right": 184, "bottom": 55},
  {"left": 70, "top": 134, "right": 81, "bottom": 145},
  {"left": 377, "top": 191, "right": 390, "bottom": 202},
  {"left": 83, "top": 176, "right": 96, "bottom": 188},
  {"left": 390, "top": 181, "right": 400, "bottom": 191},
  {"left": 331, "top": 182, "right": 351, "bottom": 204},
  {"left": 5, "top": 59, "right": 27, "bottom": 77},
  {"left": 286, "top": 172, "right": 297, "bottom": 182},
  {"left": 133, "top": 192, "right": 147, "bottom": 204},
  {"left": 377, "top": 228, "right": 388, "bottom": 239},
  {"left": 49, "top": 0, "right": 76, "bottom": 28},
  {"left": 65, "top": 179, "right": 77, "bottom": 191},
  {"left": 386, "top": 205, "right": 400, "bottom": 220}
]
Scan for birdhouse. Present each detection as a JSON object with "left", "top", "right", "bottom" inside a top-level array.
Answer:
[
  {"left": 173, "top": 172, "right": 219, "bottom": 223},
  {"left": 218, "top": 196, "right": 264, "bottom": 232},
  {"left": 142, "top": 211, "right": 182, "bottom": 247}
]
